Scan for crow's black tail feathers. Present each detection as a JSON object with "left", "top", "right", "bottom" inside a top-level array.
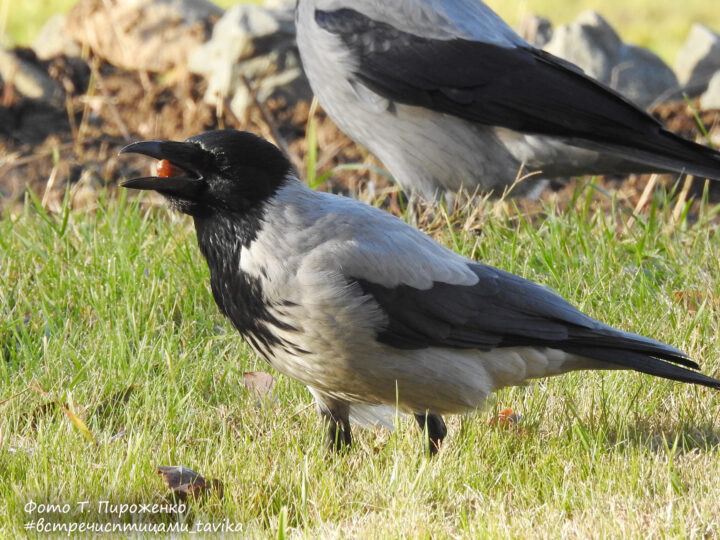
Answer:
[
  {"left": 583, "top": 128, "right": 720, "bottom": 183},
  {"left": 652, "top": 129, "right": 720, "bottom": 182},
  {"left": 565, "top": 345, "right": 720, "bottom": 390}
]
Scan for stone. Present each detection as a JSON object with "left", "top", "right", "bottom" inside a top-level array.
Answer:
[
  {"left": 545, "top": 11, "right": 680, "bottom": 108},
  {"left": 32, "top": 14, "right": 82, "bottom": 60},
  {"left": 700, "top": 71, "right": 720, "bottom": 110},
  {"left": 675, "top": 24, "right": 720, "bottom": 96},
  {"left": 518, "top": 14, "right": 553, "bottom": 48},
  {"left": 64, "top": 0, "right": 222, "bottom": 72},
  {"left": 188, "top": 4, "right": 311, "bottom": 117},
  {"left": 0, "top": 47, "right": 65, "bottom": 106},
  {"left": 615, "top": 45, "right": 683, "bottom": 105}
]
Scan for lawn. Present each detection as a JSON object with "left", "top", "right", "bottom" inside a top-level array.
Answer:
[
  {"left": 2, "top": 184, "right": 720, "bottom": 537},
  {"left": 2, "top": 0, "right": 720, "bottom": 537}
]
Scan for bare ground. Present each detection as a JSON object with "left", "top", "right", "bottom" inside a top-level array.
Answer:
[{"left": 1, "top": 49, "right": 719, "bottom": 218}]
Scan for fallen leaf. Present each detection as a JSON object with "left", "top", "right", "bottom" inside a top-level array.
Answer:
[
  {"left": 61, "top": 407, "right": 96, "bottom": 444},
  {"left": 157, "top": 466, "right": 223, "bottom": 501},
  {"left": 489, "top": 408, "right": 522, "bottom": 428},
  {"left": 673, "top": 290, "right": 703, "bottom": 313},
  {"left": 673, "top": 290, "right": 720, "bottom": 313},
  {"left": 27, "top": 385, "right": 96, "bottom": 443}
]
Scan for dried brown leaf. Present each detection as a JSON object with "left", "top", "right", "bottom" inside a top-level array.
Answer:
[
  {"left": 25, "top": 385, "right": 96, "bottom": 443},
  {"left": 157, "top": 466, "right": 223, "bottom": 500},
  {"left": 489, "top": 408, "right": 523, "bottom": 429},
  {"left": 62, "top": 406, "right": 96, "bottom": 444}
]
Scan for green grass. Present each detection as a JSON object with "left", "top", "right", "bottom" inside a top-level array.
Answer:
[
  {"left": 0, "top": 0, "right": 77, "bottom": 47},
  {"left": 2, "top": 184, "right": 720, "bottom": 537},
  {"left": 2, "top": 0, "right": 718, "bottom": 64}
]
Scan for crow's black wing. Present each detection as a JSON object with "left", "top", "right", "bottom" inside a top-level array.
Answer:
[{"left": 354, "top": 262, "right": 720, "bottom": 389}]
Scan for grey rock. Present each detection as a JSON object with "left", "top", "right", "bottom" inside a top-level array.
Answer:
[
  {"left": 700, "top": 71, "right": 720, "bottom": 110},
  {"left": 675, "top": 24, "right": 720, "bottom": 96},
  {"left": 545, "top": 11, "right": 680, "bottom": 108},
  {"left": 518, "top": 14, "right": 553, "bottom": 48},
  {"left": 159, "top": 0, "right": 223, "bottom": 24},
  {"left": 0, "top": 47, "right": 65, "bottom": 105},
  {"left": 546, "top": 12, "right": 620, "bottom": 76},
  {"left": 614, "top": 45, "right": 683, "bottom": 105},
  {"left": 65, "top": 0, "right": 222, "bottom": 72},
  {"left": 189, "top": 4, "right": 311, "bottom": 117},
  {"left": 32, "top": 14, "right": 81, "bottom": 60}
]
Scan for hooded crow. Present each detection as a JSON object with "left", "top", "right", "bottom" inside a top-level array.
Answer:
[
  {"left": 296, "top": 0, "right": 720, "bottom": 199},
  {"left": 121, "top": 129, "right": 720, "bottom": 454}
]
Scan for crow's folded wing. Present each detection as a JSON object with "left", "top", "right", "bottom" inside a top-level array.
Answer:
[
  {"left": 354, "top": 261, "right": 669, "bottom": 353},
  {"left": 315, "top": 8, "right": 720, "bottom": 178},
  {"left": 351, "top": 261, "right": 720, "bottom": 388},
  {"left": 282, "top": 188, "right": 718, "bottom": 388}
]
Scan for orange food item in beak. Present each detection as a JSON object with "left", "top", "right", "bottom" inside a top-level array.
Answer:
[{"left": 157, "top": 159, "right": 184, "bottom": 178}]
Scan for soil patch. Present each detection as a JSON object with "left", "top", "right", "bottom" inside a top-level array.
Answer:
[{"left": 1, "top": 50, "right": 718, "bottom": 216}]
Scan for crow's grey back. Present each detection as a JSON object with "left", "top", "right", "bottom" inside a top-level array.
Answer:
[{"left": 309, "top": 0, "right": 525, "bottom": 45}]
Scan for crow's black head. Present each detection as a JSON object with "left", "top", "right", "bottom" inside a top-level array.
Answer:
[{"left": 119, "top": 130, "right": 293, "bottom": 216}]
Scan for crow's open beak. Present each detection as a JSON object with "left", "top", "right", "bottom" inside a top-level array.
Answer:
[{"left": 119, "top": 140, "right": 207, "bottom": 198}]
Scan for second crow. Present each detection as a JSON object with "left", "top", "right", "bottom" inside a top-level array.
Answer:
[{"left": 296, "top": 0, "right": 720, "bottom": 199}]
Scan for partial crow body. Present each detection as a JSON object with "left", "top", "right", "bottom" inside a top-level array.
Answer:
[
  {"left": 296, "top": 0, "right": 720, "bottom": 199},
  {"left": 121, "top": 130, "right": 720, "bottom": 454}
]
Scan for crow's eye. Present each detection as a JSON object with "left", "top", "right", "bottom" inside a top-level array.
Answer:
[{"left": 157, "top": 159, "right": 187, "bottom": 178}]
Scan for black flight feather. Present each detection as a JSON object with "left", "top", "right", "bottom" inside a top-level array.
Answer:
[{"left": 354, "top": 262, "right": 719, "bottom": 387}]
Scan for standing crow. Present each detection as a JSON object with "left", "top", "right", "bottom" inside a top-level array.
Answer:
[
  {"left": 296, "top": 0, "right": 720, "bottom": 199},
  {"left": 121, "top": 130, "right": 720, "bottom": 453}
]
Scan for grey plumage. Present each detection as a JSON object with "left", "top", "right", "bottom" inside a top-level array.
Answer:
[
  {"left": 120, "top": 130, "right": 720, "bottom": 454},
  {"left": 296, "top": 0, "right": 720, "bottom": 199}
]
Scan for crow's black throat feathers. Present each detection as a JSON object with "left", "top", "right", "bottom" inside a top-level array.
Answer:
[
  {"left": 194, "top": 211, "right": 302, "bottom": 361},
  {"left": 121, "top": 129, "right": 298, "bottom": 358}
]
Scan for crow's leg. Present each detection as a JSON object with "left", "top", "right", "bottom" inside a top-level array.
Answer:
[
  {"left": 415, "top": 412, "right": 447, "bottom": 455},
  {"left": 309, "top": 389, "right": 352, "bottom": 452},
  {"left": 321, "top": 402, "right": 351, "bottom": 452}
]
